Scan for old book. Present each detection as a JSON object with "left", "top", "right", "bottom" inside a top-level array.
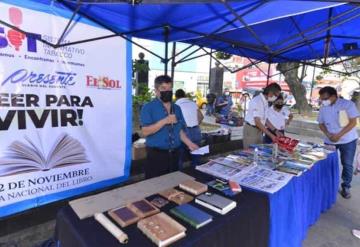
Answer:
[
  {"left": 150, "top": 196, "right": 169, "bottom": 208},
  {"left": 137, "top": 212, "right": 186, "bottom": 247},
  {"left": 195, "top": 193, "right": 236, "bottom": 215},
  {"left": 108, "top": 205, "right": 140, "bottom": 227},
  {"left": 179, "top": 180, "right": 208, "bottom": 195},
  {"left": 128, "top": 199, "right": 159, "bottom": 218},
  {"left": 0, "top": 133, "right": 89, "bottom": 176},
  {"left": 159, "top": 188, "right": 193, "bottom": 205},
  {"left": 170, "top": 204, "right": 212, "bottom": 229}
]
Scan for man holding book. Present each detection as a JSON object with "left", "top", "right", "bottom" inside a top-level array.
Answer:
[
  {"left": 140, "top": 75, "right": 199, "bottom": 179},
  {"left": 243, "top": 83, "right": 282, "bottom": 149},
  {"left": 317, "top": 86, "right": 359, "bottom": 199}
]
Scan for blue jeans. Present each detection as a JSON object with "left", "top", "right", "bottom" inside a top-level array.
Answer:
[
  {"left": 179, "top": 126, "right": 202, "bottom": 169},
  {"left": 335, "top": 139, "right": 357, "bottom": 189}
]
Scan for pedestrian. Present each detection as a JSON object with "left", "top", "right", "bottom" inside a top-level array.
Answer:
[
  {"left": 175, "top": 89, "right": 204, "bottom": 169},
  {"left": 140, "top": 75, "right": 199, "bottom": 179},
  {"left": 243, "top": 83, "right": 282, "bottom": 149},
  {"left": 264, "top": 95, "right": 288, "bottom": 143},
  {"left": 215, "top": 88, "right": 233, "bottom": 116},
  {"left": 317, "top": 86, "right": 360, "bottom": 199}
]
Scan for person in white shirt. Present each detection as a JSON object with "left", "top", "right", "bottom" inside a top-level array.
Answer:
[
  {"left": 243, "top": 83, "right": 282, "bottom": 149},
  {"left": 175, "top": 89, "right": 204, "bottom": 168},
  {"left": 264, "top": 95, "right": 293, "bottom": 143}
]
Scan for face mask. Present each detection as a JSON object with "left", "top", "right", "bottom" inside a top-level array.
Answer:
[
  {"left": 321, "top": 99, "right": 331, "bottom": 107},
  {"left": 268, "top": 95, "right": 277, "bottom": 102},
  {"left": 224, "top": 92, "right": 230, "bottom": 96},
  {"left": 160, "top": 90, "right": 173, "bottom": 103},
  {"left": 274, "top": 104, "right": 284, "bottom": 110}
]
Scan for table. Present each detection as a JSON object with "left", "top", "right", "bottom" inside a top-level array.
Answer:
[
  {"left": 55, "top": 169, "right": 270, "bottom": 247},
  {"left": 54, "top": 152, "right": 339, "bottom": 247},
  {"left": 268, "top": 152, "right": 339, "bottom": 247}
]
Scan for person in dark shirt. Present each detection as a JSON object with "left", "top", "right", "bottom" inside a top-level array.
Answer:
[{"left": 140, "top": 75, "right": 199, "bottom": 179}]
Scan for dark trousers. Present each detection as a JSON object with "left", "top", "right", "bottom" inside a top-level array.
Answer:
[
  {"left": 335, "top": 139, "right": 357, "bottom": 189},
  {"left": 145, "top": 147, "right": 180, "bottom": 179},
  {"left": 179, "top": 126, "right": 202, "bottom": 169}
]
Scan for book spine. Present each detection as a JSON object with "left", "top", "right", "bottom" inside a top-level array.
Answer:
[
  {"left": 170, "top": 209, "right": 199, "bottom": 229},
  {"left": 179, "top": 185, "right": 197, "bottom": 195}
]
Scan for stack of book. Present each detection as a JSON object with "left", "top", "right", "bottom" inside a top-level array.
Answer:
[
  {"left": 195, "top": 193, "right": 236, "bottom": 215},
  {"left": 170, "top": 204, "right": 213, "bottom": 229},
  {"left": 137, "top": 212, "right": 186, "bottom": 247}
]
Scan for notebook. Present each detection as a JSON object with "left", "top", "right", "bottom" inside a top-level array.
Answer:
[
  {"left": 170, "top": 204, "right": 212, "bottom": 229},
  {"left": 195, "top": 193, "right": 236, "bottom": 215},
  {"left": 179, "top": 180, "right": 208, "bottom": 195},
  {"left": 137, "top": 212, "right": 186, "bottom": 247},
  {"left": 128, "top": 199, "right": 160, "bottom": 218},
  {"left": 108, "top": 205, "right": 140, "bottom": 227}
]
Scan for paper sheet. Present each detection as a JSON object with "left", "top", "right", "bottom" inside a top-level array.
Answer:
[{"left": 191, "top": 145, "right": 209, "bottom": 155}]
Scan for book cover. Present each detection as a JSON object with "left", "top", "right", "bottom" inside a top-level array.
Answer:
[
  {"left": 171, "top": 193, "right": 193, "bottom": 205},
  {"left": 137, "top": 212, "right": 186, "bottom": 247},
  {"left": 159, "top": 188, "right": 182, "bottom": 200},
  {"left": 128, "top": 199, "right": 160, "bottom": 218},
  {"left": 170, "top": 204, "right": 212, "bottom": 229},
  {"left": 207, "top": 180, "right": 237, "bottom": 196},
  {"left": 150, "top": 196, "right": 169, "bottom": 208},
  {"left": 108, "top": 206, "right": 139, "bottom": 227},
  {"left": 229, "top": 181, "right": 242, "bottom": 192},
  {"left": 0, "top": 133, "right": 89, "bottom": 176},
  {"left": 195, "top": 193, "right": 236, "bottom": 215},
  {"left": 179, "top": 180, "right": 208, "bottom": 195}
]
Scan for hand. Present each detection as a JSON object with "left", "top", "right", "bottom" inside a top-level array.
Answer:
[
  {"left": 329, "top": 133, "right": 341, "bottom": 143},
  {"left": 270, "top": 134, "right": 278, "bottom": 143},
  {"left": 187, "top": 142, "right": 199, "bottom": 152},
  {"left": 275, "top": 130, "right": 284, "bottom": 137},
  {"left": 164, "top": 114, "right": 177, "bottom": 125}
]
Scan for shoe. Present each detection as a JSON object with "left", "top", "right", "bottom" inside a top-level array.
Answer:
[
  {"left": 340, "top": 187, "right": 351, "bottom": 199},
  {"left": 352, "top": 229, "right": 360, "bottom": 239}
]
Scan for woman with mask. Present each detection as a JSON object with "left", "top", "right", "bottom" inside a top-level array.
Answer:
[
  {"left": 140, "top": 75, "right": 199, "bottom": 179},
  {"left": 264, "top": 95, "right": 293, "bottom": 143},
  {"left": 243, "top": 83, "right": 282, "bottom": 149}
]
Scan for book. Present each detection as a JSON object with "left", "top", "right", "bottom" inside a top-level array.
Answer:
[
  {"left": 128, "top": 199, "right": 160, "bottom": 218},
  {"left": 339, "top": 110, "right": 349, "bottom": 127},
  {"left": 207, "top": 179, "right": 238, "bottom": 196},
  {"left": 108, "top": 206, "right": 140, "bottom": 227},
  {"left": 179, "top": 180, "right": 208, "bottom": 195},
  {"left": 0, "top": 133, "right": 89, "bottom": 176},
  {"left": 170, "top": 204, "right": 213, "bottom": 229},
  {"left": 195, "top": 193, "right": 236, "bottom": 215},
  {"left": 159, "top": 188, "right": 193, "bottom": 205},
  {"left": 275, "top": 161, "right": 308, "bottom": 176},
  {"left": 150, "top": 196, "right": 169, "bottom": 208},
  {"left": 137, "top": 212, "right": 186, "bottom": 247},
  {"left": 229, "top": 181, "right": 242, "bottom": 193}
]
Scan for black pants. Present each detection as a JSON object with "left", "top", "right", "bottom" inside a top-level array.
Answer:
[{"left": 145, "top": 147, "right": 180, "bottom": 179}]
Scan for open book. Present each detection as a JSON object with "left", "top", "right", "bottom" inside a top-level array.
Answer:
[{"left": 0, "top": 133, "right": 90, "bottom": 176}]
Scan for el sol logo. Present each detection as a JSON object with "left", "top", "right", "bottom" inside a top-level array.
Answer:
[{"left": 0, "top": 7, "right": 41, "bottom": 52}]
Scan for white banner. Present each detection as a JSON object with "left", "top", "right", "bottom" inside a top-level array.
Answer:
[{"left": 0, "top": 1, "right": 131, "bottom": 217}]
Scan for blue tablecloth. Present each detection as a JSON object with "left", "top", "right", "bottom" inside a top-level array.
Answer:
[{"left": 269, "top": 152, "right": 339, "bottom": 247}]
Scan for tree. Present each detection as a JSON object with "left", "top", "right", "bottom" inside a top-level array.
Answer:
[{"left": 277, "top": 62, "right": 312, "bottom": 115}]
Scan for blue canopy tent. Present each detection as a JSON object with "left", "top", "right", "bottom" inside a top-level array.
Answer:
[{"left": 3, "top": 0, "right": 360, "bottom": 78}]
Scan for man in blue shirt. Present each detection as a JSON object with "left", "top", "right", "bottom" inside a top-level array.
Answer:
[
  {"left": 140, "top": 75, "right": 199, "bottom": 179},
  {"left": 317, "top": 86, "right": 360, "bottom": 199},
  {"left": 215, "top": 88, "right": 233, "bottom": 116}
]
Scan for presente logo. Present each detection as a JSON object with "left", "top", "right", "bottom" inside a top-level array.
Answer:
[
  {"left": 0, "top": 7, "right": 40, "bottom": 53},
  {"left": 86, "top": 75, "right": 122, "bottom": 90},
  {"left": 1, "top": 69, "right": 77, "bottom": 87}
]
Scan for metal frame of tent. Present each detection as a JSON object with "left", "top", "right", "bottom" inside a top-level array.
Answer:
[{"left": 2, "top": 0, "right": 360, "bottom": 85}]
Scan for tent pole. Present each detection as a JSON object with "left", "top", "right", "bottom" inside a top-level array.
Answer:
[
  {"left": 200, "top": 48, "right": 233, "bottom": 72},
  {"left": 171, "top": 42, "right": 176, "bottom": 80},
  {"left": 266, "top": 61, "right": 271, "bottom": 86},
  {"left": 310, "top": 65, "right": 316, "bottom": 104},
  {"left": 324, "top": 8, "right": 333, "bottom": 65},
  {"left": 208, "top": 48, "right": 213, "bottom": 88},
  {"left": 164, "top": 26, "right": 170, "bottom": 75}
]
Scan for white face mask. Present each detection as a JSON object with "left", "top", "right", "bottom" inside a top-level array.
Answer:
[
  {"left": 268, "top": 95, "right": 277, "bottom": 102},
  {"left": 321, "top": 99, "right": 331, "bottom": 107}
]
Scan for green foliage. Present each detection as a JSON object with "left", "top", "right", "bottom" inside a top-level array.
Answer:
[
  {"left": 215, "top": 51, "right": 232, "bottom": 60},
  {"left": 133, "top": 85, "right": 153, "bottom": 107},
  {"left": 132, "top": 59, "right": 150, "bottom": 74}
]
